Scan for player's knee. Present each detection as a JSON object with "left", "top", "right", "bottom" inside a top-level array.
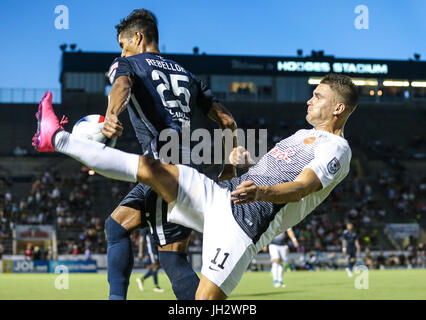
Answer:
[
  {"left": 138, "top": 156, "right": 160, "bottom": 182},
  {"left": 195, "top": 287, "right": 226, "bottom": 300},
  {"left": 105, "top": 216, "right": 128, "bottom": 242},
  {"left": 159, "top": 251, "right": 199, "bottom": 300},
  {"left": 195, "top": 287, "right": 212, "bottom": 300},
  {"left": 195, "top": 279, "right": 227, "bottom": 300}
]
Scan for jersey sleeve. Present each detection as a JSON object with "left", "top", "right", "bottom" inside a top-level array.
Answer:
[
  {"left": 108, "top": 57, "right": 135, "bottom": 85},
  {"left": 193, "top": 74, "right": 219, "bottom": 114},
  {"left": 304, "top": 141, "right": 351, "bottom": 189}
]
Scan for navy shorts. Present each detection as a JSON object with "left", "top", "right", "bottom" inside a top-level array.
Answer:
[{"left": 119, "top": 183, "right": 192, "bottom": 246}]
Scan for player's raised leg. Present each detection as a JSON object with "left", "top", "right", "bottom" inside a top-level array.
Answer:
[
  {"left": 32, "top": 91, "right": 179, "bottom": 203},
  {"left": 32, "top": 91, "right": 236, "bottom": 300}
]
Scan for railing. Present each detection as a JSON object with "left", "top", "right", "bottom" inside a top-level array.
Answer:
[{"left": 0, "top": 88, "right": 61, "bottom": 104}]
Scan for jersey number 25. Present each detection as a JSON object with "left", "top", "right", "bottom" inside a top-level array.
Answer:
[{"left": 152, "top": 70, "right": 191, "bottom": 113}]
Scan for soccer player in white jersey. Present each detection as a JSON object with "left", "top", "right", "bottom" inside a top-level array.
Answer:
[
  {"left": 33, "top": 73, "right": 358, "bottom": 299},
  {"left": 268, "top": 227, "right": 299, "bottom": 287}
]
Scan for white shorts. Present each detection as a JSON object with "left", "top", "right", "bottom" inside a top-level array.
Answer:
[
  {"left": 269, "top": 244, "right": 288, "bottom": 262},
  {"left": 168, "top": 165, "right": 257, "bottom": 296}
]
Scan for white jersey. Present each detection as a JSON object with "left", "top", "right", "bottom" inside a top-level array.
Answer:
[
  {"left": 219, "top": 128, "right": 351, "bottom": 243},
  {"left": 168, "top": 128, "right": 351, "bottom": 295}
]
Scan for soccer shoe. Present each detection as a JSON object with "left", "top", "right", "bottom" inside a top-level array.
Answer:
[
  {"left": 346, "top": 267, "right": 354, "bottom": 278},
  {"left": 280, "top": 283, "right": 287, "bottom": 288},
  {"left": 273, "top": 281, "right": 281, "bottom": 288},
  {"left": 153, "top": 286, "right": 164, "bottom": 293},
  {"left": 136, "top": 278, "right": 144, "bottom": 291},
  {"left": 32, "top": 91, "right": 68, "bottom": 152}
]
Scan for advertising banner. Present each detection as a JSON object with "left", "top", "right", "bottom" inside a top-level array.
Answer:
[
  {"left": 385, "top": 223, "right": 420, "bottom": 239},
  {"left": 10, "top": 260, "right": 49, "bottom": 273},
  {"left": 49, "top": 260, "right": 97, "bottom": 273}
]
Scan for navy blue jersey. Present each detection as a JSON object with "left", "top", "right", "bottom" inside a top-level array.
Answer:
[
  {"left": 111, "top": 53, "right": 221, "bottom": 248},
  {"left": 343, "top": 230, "right": 357, "bottom": 252},
  {"left": 270, "top": 232, "right": 287, "bottom": 246},
  {"left": 108, "top": 52, "right": 218, "bottom": 158}
]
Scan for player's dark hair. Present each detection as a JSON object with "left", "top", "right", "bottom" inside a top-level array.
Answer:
[
  {"left": 115, "top": 9, "right": 159, "bottom": 44},
  {"left": 320, "top": 74, "right": 358, "bottom": 113}
]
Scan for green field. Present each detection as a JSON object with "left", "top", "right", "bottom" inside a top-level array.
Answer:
[{"left": 1, "top": 269, "right": 425, "bottom": 300}]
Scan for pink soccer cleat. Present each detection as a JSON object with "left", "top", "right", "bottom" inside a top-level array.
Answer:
[{"left": 32, "top": 91, "right": 68, "bottom": 152}]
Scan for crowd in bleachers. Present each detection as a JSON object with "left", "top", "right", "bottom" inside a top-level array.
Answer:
[
  {"left": 293, "top": 242, "right": 425, "bottom": 271},
  {"left": 0, "top": 170, "right": 107, "bottom": 255}
]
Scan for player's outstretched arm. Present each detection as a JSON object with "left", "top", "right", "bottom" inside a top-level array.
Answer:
[
  {"left": 206, "top": 102, "right": 237, "bottom": 131},
  {"left": 286, "top": 228, "right": 299, "bottom": 248},
  {"left": 103, "top": 76, "right": 133, "bottom": 139},
  {"left": 230, "top": 168, "right": 322, "bottom": 204},
  {"left": 206, "top": 102, "right": 238, "bottom": 181}
]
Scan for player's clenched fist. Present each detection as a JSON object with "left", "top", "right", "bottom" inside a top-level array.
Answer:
[
  {"left": 229, "top": 146, "right": 254, "bottom": 168},
  {"left": 102, "top": 114, "right": 123, "bottom": 138},
  {"left": 231, "top": 180, "right": 259, "bottom": 204}
]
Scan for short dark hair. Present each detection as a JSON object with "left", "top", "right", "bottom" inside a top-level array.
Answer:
[
  {"left": 115, "top": 9, "right": 158, "bottom": 44},
  {"left": 320, "top": 73, "right": 358, "bottom": 113}
]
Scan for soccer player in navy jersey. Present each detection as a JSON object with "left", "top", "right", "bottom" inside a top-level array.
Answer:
[
  {"left": 33, "top": 73, "right": 358, "bottom": 299},
  {"left": 342, "top": 222, "right": 360, "bottom": 277},
  {"left": 92, "top": 9, "right": 237, "bottom": 300},
  {"left": 136, "top": 226, "right": 164, "bottom": 293},
  {"left": 267, "top": 227, "right": 299, "bottom": 287}
]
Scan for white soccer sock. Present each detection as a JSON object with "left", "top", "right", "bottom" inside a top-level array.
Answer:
[
  {"left": 54, "top": 131, "right": 139, "bottom": 183},
  {"left": 277, "top": 263, "right": 283, "bottom": 283},
  {"left": 271, "top": 262, "right": 279, "bottom": 282}
]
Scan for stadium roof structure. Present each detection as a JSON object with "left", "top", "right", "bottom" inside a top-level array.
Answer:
[{"left": 61, "top": 51, "right": 426, "bottom": 81}]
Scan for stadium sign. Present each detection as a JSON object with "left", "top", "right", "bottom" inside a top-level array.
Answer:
[
  {"left": 277, "top": 61, "right": 331, "bottom": 73},
  {"left": 332, "top": 62, "right": 388, "bottom": 74},
  {"left": 385, "top": 223, "right": 419, "bottom": 239},
  {"left": 16, "top": 225, "right": 53, "bottom": 241},
  {"left": 277, "top": 60, "right": 389, "bottom": 75},
  {"left": 12, "top": 260, "right": 49, "bottom": 273}
]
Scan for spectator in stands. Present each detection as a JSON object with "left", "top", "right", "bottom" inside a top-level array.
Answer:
[
  {"left": 416, "top": 243, "right": 425, "bottom": 268},
  {"left": 376, "top": 252, "right": 386, "bottom": 269},
  {"left": 387, "top": 251, "right": 399, "bottom": 267},
  {"left": 364, "top": 248, "right": 375, "bottom": 269},
  {"left": 33, "top": 246, "right": 41, "bottom": 260},
  {"left": 0, "top": 224, "right": 8, "bottom": 238},
  {"left": 0, "top": 243, "right": 4, "bottom": 260},
  {"left": 398, "top": 251, "right": 406, "bottom": 267},
  {"left": 85, "top": 245, "right": 92, "bottom": 260},
  {"left": 24, "top": 242, "right": 33, "bottom": 260}
]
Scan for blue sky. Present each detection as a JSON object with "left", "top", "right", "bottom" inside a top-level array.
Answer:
[{"left": 1, "top": 0, "right": 425, "bottom": 89}]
